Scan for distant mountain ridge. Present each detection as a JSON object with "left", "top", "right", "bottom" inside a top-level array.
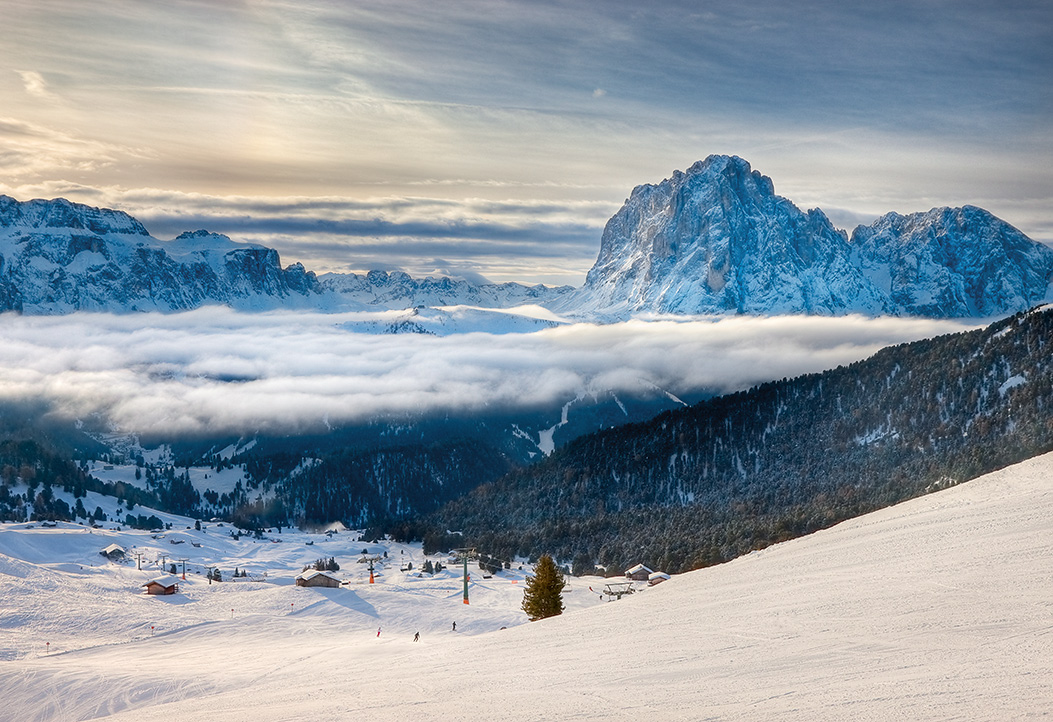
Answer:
[
  {"left": 2, "top": 156, "right": 1051, "bottom": 320},
  {"left": 559, "top": 155, "right": 1053, "bottom": 319},
  {"left": 0, "top": 194, "right": 570, "bottom": 316}
]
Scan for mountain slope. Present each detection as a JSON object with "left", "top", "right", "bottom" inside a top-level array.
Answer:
[
  {"left": 433, "top": 305, "right": 1053, "bottom": 572},
  {"left": 2, "top": 449, "right": 1051, "bottom": 721},
  {"left": 565, "top": 156, "right": 1053, "bottom": 319}
]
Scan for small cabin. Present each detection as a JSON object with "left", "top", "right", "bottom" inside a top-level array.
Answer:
[
  {"left": 142, "top": 576, "right": 179, "bottom": 595},
  {"left": 100, "top": 543, "right": 126, "bottom": 561},
  {"left": 295, "top": 570, "right": 342, "bottom": 588},
  {"left": 648, "top": 571, "right": 671, "bottom": 586},
  {"left": 624, "top": 563, "right": 654, "bottom": 581}
]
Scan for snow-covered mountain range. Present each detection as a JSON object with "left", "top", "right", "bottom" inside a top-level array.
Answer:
[
  {"left": 2, "top": 156, "right": 1051, "bottom": 321},
  {"left": 559, "top": 155, "right": 1053, "bottom": 319},
  {"left": 0, "top": 195, "right": 569, "bottom": 318}
]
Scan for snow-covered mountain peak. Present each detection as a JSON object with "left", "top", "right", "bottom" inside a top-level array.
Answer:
[
  {"left": 560, "top": 157, "right": 1053, "bottom": 320},
  {"left": 567, "top": 154, "right": 882, "bottom": 318}
]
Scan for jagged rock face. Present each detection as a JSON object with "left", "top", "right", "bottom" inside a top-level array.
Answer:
[
  {"left": 849, "top": 206, "right": 1053, "bottom": 317},
  {"left": 569, "top": 156, "right": 1053, "bottom": 319},
  {"left": 0, "top": 195, "right": 572, "bottom": 315},
  {"left": 0, "top": 195, "right": 149, "bottom": 236},
  {"left": 573, "top": 155, "right": 888, "bottom": 317},
  {"left": 0, "top": 196, "right": 319, "bottom": 313}
]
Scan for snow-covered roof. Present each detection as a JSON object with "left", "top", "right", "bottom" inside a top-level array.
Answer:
[
  {"left": 625, "top": 563, "right": 653, "bottom": 575},
  {"left": 648, "top": 572, "right": 671, "bottom": 581},
  {"left": 142, "top": 576, "right": 179, "bottom": 588},
  {"left": 295, "top": 570, "right": 341, "bottom": 582},
  {"left": 100, "top": 543, "right": 125, "bottom": 555}
]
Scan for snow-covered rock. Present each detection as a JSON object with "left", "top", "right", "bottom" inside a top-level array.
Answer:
[
  {"left": 849, "top": 206, "right": 1053, "bottom": 317},
  {"left": 0, "top": 196, "right": 320, "bottom": 313},
  {"left": 316, "top": 269, "right": 571, "bottom": 311},
  {"left": 0, "top": 195, "right": 571, "bottom": 316},
  {"left": 561, "top": 155, "right": 1053, "bottom": 320}
]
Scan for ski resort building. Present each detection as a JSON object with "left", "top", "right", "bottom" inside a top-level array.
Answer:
[
  {"left": 648, "top": 571, "right": 671, "bottom": 586},
  {"left": 624, "top": 563, "right": 654, "bottom": 581},
  {"left": 99, "top": 544, "right": 126, "bottom": 561},
  {"left": 295, "top": 570, "right": 342, "bottom": 588},
  {"left": 142, "top": 576, "right": 179, "bottom": 595}
]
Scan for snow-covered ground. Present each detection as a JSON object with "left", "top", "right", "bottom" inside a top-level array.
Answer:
[{"left": 3, "top": 451, "right": 1052, "bottom": 720}]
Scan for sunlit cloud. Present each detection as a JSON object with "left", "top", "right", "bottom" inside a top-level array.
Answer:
[
  {"left": 16, "top": 71, "right": 55, "bottom": 101},
  {"left": 0, "top": 309, "right": 976, "bottom": 437}
]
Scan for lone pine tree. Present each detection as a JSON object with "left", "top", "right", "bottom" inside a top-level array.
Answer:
[{"left": 522, "top": 554, "right": 564, "bottom": 621}]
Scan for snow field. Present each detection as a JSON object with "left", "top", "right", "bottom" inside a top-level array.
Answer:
[{"left": 2, "top": 451, "right": 1052, "bottom": 720}]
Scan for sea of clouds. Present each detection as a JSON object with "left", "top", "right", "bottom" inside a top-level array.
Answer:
[{"left": 0, "top": 309, "right": 977, "bottom": 437}]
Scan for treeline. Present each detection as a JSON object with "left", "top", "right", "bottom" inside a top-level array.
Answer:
[
  {"left": 426, "top": 307, "right": 1053, "bottom": 574},
  {"left": 281, "top": 438, "right": 516, "bottom": 528}
]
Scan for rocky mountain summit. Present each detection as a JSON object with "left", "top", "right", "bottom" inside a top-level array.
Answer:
[{"left": 560, "top": 155, "right": 1053, "bottom": 319}]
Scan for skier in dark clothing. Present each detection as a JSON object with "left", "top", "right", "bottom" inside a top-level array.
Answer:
[
  {"left": 413, "top": 631, "right": 420, "bottom": 642},
  {"left": 452, "top": 621, "right": 456, "bottom": 632}
]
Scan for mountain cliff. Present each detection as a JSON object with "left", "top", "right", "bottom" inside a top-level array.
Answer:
[
  {"left": 849, "top": 205, "right": 1053, "bottom": 317},
  {"left": 563, "top": 155, "right": 1053, "bottom": 319},
  {"left": 0, "top": 195, "right": 570, "bottom": 315},
  {"left": 0, "top": 197, "right": 320, "bottom": 313}
]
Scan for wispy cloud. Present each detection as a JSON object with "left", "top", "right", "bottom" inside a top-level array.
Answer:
[
  {"left": 0, "top": 309, "right": 976, "bottom": 437},
  {"left": 16, "top": 71, "right": 55, "bottom": 101}
]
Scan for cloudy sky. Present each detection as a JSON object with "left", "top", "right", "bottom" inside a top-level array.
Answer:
[{"left": 1, "top": 0, "right": 1050, "bottom": 285}]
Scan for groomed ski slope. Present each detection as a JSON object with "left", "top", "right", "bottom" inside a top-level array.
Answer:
[{"left": 3, "top": 451, "right": 1053, "bottom": 721}]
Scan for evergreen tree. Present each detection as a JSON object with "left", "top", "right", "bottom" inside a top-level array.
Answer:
[{"left": 521, "top": 554, "right": 564, "bottom": 621}]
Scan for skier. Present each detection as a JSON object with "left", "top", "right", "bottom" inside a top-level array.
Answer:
[
  {"left": 413, "top": 631, "right": 420, "bottom": 642},
  {"left": 452, "top": 621, "right": 457, "bottom": 632},
  {"left": 376, "top": 626, "right": 381, "bottom": 637}
]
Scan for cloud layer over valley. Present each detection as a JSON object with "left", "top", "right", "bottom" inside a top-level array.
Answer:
[{"left": 0, "top": 309, "right": 976, "bottom": 437}]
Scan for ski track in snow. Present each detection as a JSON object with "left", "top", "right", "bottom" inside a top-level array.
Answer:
[{"left": 2, "top": 452, "right": 1053, "bottom": 720}]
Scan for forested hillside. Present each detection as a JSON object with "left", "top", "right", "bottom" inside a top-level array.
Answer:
[{"left": 428, "top": 307, "right": 1053, "bottom": 574}]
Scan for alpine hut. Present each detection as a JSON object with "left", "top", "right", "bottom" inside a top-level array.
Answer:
[
  {"left": 295, "top": 570, "right": 342, "bottom": 588},
  {"left": 624, "top": 563, "right": 654, "bottom": 581},
  {"left": 100, "top": 543, "right": 126, "bottom": 561},
  {"left": 142, "top": 576, "right": 179, "bottom": 595}
]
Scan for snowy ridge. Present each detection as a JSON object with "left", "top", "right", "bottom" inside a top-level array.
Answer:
[
  {"left": 1, "top": 449, "right": 1051, "bottom": 720},
  {"left": 562, "top": 155, "right": 1053, "bottom": 320},
  {"left": 0, "top": 195, "right": 570, "bottom": 318},
  {"left": 4, "top": 171, "right": 1050, "bottom": 322}
]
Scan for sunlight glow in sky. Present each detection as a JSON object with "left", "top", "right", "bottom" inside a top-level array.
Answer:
[{"left": 1, "top": 0, "right": 1050, "bottom": 285}]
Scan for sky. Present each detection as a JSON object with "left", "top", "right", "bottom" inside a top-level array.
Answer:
[{"left": 1, "top": 0, "right": 1051, "bottom": 286}]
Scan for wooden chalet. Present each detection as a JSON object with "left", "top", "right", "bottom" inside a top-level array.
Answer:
[
  {"left": 99, "top": 543, "right": 126, "bottom": 561},
  {"left": 142, "top": 576, "right": 179, "bottom": 595},
  {"left": 295, "top": 570, "right": 342, "bottom": 588},
  {"left": 624, "top": 563, "right": 654, "bottom": 581}
]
